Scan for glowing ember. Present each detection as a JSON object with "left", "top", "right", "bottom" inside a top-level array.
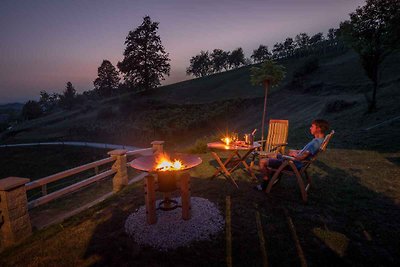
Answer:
[
  {"left": 221, "top": 137, "right": 231, "bottom": 146},
  {"left": 155, "top": 153, "right": 185, "bottom": 171}
]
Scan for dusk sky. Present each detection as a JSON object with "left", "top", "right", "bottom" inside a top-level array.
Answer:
[{"left": 0, "top": 0, "right": 365, "bottom": 104}]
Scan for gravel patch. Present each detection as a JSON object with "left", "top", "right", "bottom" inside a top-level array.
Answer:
[{"left": 124, "top": 197, "right": 224, "bottom": 251}]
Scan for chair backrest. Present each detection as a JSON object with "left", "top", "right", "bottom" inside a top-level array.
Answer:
[
  {"left": 319, "top": 130, "right": 335, "bottom": 152},
  {"left": 264, "top": 119, "right": 289, "bottom": 153}
]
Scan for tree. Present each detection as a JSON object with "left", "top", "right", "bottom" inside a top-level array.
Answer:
[
  {"left": 117, "top": 16, "right": 171, "bottom": 91},
  {"left": 186, "top": 51, "right": 213, "bottom": 77},
  {"left": 228, "top": 47, "right": 245, "bottom": 68},
  {"left": 272, "top": 42, "right": 285, "bottom": 59},
  {"left": 283, "top": 38, "right": 295, "bottom": 57},
  {"left": 295, "top": 33, "right": 310, "bottom": 57},
  {"left": 94, "top": 60, "right": 120, "bottom": 97},
  {"left": 38, "top": 90, "right": 50, "bottom": 112},
  {"left": 309, "top": 32, "right": 324, "bottom": 46},
  {"left": 210, "top": 49, "right": 230, "bottom": 72},
  {"left": 340, "top": 0, "right": 400, "bottom": 112},
  {"left": 22, "top": 100, "right": 43, "bottom": 120},
  {"left": 59, "top": 82, "right": 77, "bottom": 110},
  {"left": 295, "top": 33, "right": 310, "bottom": 48},
  {"left": 39, "top": 91, "right": 59, "bottom": 113},
  {"left": 251, "top": 45, "right": 271, "bottom": 63},
  {"left": 250, "top": 60, "right": 286, "bottom": 145},
  {"left": 327, "top": 28, "right": 338, "bottom": 41}
]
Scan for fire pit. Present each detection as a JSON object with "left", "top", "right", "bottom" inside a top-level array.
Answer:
[{"left": 130, "top": 152, "right": 202, "bottom": 224}]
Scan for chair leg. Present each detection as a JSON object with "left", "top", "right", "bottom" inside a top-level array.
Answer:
[
  {"left": 288, "top": 162, "right": 307, "bottom": 202},
  {"left": 266, "top": 161, "right": 288, "bottom": 193}
]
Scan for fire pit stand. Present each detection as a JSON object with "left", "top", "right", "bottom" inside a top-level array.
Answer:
[
  {"left": 143, "top": 172, "right": 191, "bottom": 224},
  {"left": 130, "top": 153, "right": 202, "bottom": 225}
]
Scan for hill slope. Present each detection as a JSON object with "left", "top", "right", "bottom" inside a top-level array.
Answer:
[{"left": 1, "top": 50, "right": 399, "bottom": 152}]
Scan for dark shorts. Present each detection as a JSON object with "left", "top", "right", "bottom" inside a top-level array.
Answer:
[{"left": 266, "top": 155, "right": 303, "bottom": 170}]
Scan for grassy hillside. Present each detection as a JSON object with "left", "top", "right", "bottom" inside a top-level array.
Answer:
[{"left": 1, "top": 50, "right": 399, "bottom": 152}]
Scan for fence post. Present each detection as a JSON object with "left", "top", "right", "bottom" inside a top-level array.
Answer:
[
  {"left": 0, "top": 177, "right": 32, "bottom": 251},
  {"left": 151, "top": 141, "right": 164, "bottom": 154},
  {"left": 108, "top": 149, "right": 128, "bottom": 193}
]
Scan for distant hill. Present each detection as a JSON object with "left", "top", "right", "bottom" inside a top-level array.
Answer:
[
  {"left": 0, "top": 102, "right": 23, "bottom": 111},
  {"left": 1, "top": 50, "right": 399, "bottom": 152}
]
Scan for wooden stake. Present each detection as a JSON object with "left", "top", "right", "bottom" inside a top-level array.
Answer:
[
  {"left": 255, "top": 210, "right": 268, "bottom": 267},
  {"left": 226, "top": 196, "right": 232, "bottom": 267},
  {"left": 284, "top": 208, "right": 307, "bottom": 267}
]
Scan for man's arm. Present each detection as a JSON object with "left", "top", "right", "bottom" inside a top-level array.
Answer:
[
  {"left": 288, "top": 149, "right": 301, "bottom": 157},
  {"left": 294, "top": 150, "right": 311, "bottom": 161}
]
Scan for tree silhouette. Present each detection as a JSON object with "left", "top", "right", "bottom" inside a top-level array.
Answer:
[
  {"left": 39, "top": 91, "right": 50, "bottom": 112},
  {"left": 94, "top": 60, "right": 120, "bottom": 97},
  {"left": 186, "top": 51, "right": 212, "bottom": 77},
  {"left": 250, "top": 60, "right": 286, "bottom": 145},
  {"left": 295, "top": 33, "right": 310, "bottom": 48},
  {"left": 59, "top": 82, "right": 77, "bottom": 110},
  {"left": 22, "top": 100, "right": 43, "bottom": 120},
  {"left": 283, "top": 38, "right": 295, "bottom": 57},
  {"left": 118, "top": 16, "right": 170, "bottom": 91},
  {"left": 272, "top": 42, "right": 285, "bottom": 59},
  {"left": 327, "top": 28, "right": 337, "bottom": 41},
  {"left": 210, "top": 49, "right": 230, "bottom": 72},
  {"left": 309, "top": 32, "right": 324, "bottom": 45},
  {"left": 228, "top": 47, "right": 245, "bottom": 68},
  {"left": 251, "top": 45, "right": 271, "bottom": 63},
  {"left": 340, "top": 0, "right": 400, "bottom": 112}
]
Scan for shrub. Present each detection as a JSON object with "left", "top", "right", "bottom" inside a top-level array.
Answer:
[{"left": 186, "top": 136, "right": 212, "bottom": 154}]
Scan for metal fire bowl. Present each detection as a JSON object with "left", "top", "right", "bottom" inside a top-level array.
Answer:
[{"left": 130, "top": 153, "right": 202, "bottom": 172}]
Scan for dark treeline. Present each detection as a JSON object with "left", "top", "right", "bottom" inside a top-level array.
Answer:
[{"left": 186, "top": 28, "right": 346, "bottom": 78}]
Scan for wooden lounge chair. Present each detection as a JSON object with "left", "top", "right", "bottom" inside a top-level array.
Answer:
[
  {"left": 259, "top": 119, "right": 289, "bottom": 154},
  {"left": 265, "top": 130, "right": 335, "bottom": 203},
  {"left": 251, "top": 119, "right": 288, "bottom": 168}
]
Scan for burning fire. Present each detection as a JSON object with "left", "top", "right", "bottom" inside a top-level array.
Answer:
[
  {"left": 155, "top": 153, "right": 185, "bottom": 171},
  {"left": 221, "top": 137, "right": 231, "bottom": 146}
]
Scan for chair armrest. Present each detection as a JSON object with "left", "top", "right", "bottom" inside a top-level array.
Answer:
[
  {"left": 255, "top": 141, "right": 288, "bottom": 147},
  {"left": 267, "top": 143, "right": 289, "bottom": 152},
  {"left": 281, "top": 155, "right": 296, "bottom": 161}
]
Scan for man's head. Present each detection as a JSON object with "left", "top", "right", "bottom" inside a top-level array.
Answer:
[{"left": 310, "top": 119, "right": 329, "bottom": 136}]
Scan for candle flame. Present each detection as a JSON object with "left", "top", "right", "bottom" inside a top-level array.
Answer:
[{"left": 221, "top": 137, "right": 231, "bottom": 146}]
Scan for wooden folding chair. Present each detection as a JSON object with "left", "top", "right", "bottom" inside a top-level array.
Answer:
[
  {"left": 260, "top": 119, "right": 289, "bottom": 154},
  {"left": 251, "top": 120, "right": 289, "bottom": 170},
  {"left": 265, "top": 130, "right": 335, "bottom": 202}
]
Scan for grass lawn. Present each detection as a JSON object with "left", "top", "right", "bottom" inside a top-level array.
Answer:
[{"left": 1, "top": 148, "right": 399, "bottom": 266}]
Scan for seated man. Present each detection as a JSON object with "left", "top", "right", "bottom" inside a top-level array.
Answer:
[{"left": 255, "top": 119, "right": 329, "bottom": 191}]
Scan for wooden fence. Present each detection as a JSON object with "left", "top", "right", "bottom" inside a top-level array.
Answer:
[{"left": 0, "top": 141, "right": 163, "bottom": 251}]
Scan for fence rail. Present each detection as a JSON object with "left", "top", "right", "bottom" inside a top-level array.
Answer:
[
  {"left": 25, "top": 156, "right": 115, "bottom": 191},
  {"left": 27, "top": 169, "right": 116, "bottom": 209},
  {"left": 23, "top": 142, "right": 161, "bottom": 210}
]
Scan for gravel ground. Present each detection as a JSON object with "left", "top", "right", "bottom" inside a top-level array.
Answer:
[{"left": 124, "top": 197, "right": 224, "bottom": 251}]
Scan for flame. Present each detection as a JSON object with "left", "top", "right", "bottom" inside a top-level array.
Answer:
[
  {"left": 155, "top": 153, "right": 185, "bottom": 171},
  {"left": 221, "top": 137, "right": 231, "bottom": 146}
]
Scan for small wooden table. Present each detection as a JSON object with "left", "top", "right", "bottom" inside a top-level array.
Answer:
[{"left": 207, "top": 141, "right": 261, "bottom": 188}]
